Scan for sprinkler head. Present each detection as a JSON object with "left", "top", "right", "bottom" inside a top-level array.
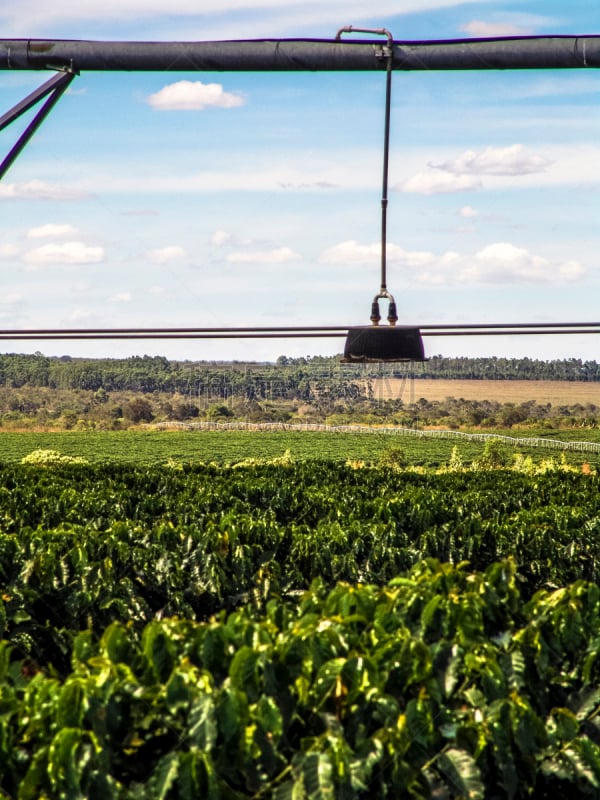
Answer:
[{"left": 342, "top": 325, "right": 425, "bottom": 362}]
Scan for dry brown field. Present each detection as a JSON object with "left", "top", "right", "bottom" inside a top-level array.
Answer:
[{"left": 370, "top": 378, "right": 600, "bottom": 406}]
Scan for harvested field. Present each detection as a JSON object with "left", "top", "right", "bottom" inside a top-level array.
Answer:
[{"left": 371, "top": 378, "right": 600, "bottom": 406}]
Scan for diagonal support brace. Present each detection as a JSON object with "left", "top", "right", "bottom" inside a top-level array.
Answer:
[{"left": 0, "top": 69, "right": 76, "bottom": 180}]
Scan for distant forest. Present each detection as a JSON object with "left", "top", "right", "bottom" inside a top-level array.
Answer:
[
  {"left": 1, "top": 352, "right": 598, "bottom": 431},
  {"left": 0, "top": 352, "right": 598, "bottom": 394}
]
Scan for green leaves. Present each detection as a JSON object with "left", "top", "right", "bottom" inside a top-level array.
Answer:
[
  {"left": 0, "top": 462, "right": 598, "bottom": 679},
  {"left": 2, "top": 565, "right": 600, "bottom": 797},
  {"left": 302, "top": 752, "right": 335, "bottom": 800},
  {"left": 437, "top": 747, "right": 484, "bottom": 799},
  {"left": 143, "top": 623, "right": 176, "bottom": 684},
  {"left": 1, "top": 461, "right": 600, "bottom": 797}
]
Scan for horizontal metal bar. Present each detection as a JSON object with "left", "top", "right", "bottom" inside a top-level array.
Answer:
[
  {"left": 420, "top": 322, "right": 600, "bottom": 330},
  {"left": 0, "top": 36, "right": 598, "bottom": 73},
  {"left": 0, "top": 333, "right": 346, "bottom": 340},
  {"left": 1, "top": 323, "right": 598, "bottom": 335},
  {"left": 0, "top": 325, "right": 349, "bottom": 334},
  {"left": 1, "top": 331, "right": 597, "bottom": 340},
  {"left": 423, "top": 329, "right": 600, "bottom": 336},
  {"left": 0, "top": 322, "right": 597, "bottom": 334},
  {"left": 0, "top": 323, "right": 598, "bottom": 340}
]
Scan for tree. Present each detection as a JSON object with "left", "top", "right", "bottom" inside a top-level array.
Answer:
[
  {"left": 206, "top": 403, "right": 234, "bottom": 420},
  {"left": 173, "top": 402, "right": 199, "bottom": 421},
  {"left": 93, "top": 387, "right": 108, "bottom": 404},
  {"left": 479, "top": 438, "right": 510, "bottom": 468},
  {"left": 125, "top": 398, "right": 154, "bottom": 423},
  {"left": 380, "top": 446, "right": 407, "bottom": 468}
]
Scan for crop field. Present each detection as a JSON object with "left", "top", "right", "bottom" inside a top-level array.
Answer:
[
  {"left": 2, "top": 429, "right": 491, "bottom": 466},
  {"left": 372, "top": 377, "right": 600, "bottom": 405},
  {"left": 1, "top": 453, "right": 600, "bottom": 798},
  {"left": 1, "top": 427, "right": 600, "bottom": 469}
]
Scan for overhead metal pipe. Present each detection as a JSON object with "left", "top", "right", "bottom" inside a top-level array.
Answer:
[
  {"left": 0, "top": 36, "right": 599, "bottom": 73},
  {"left": 0, "top": 323, "right": 598, "bottom": 341}
]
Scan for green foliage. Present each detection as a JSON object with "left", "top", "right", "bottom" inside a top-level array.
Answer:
[
  {"left": 20, "top": 449, "right": 89, "bottom": 465},
  {"left": 477, "top": 438, "right": 511, "bottom": 468},
  {"left": 448, "top": 444, "right": 464, "bottom": 471},
  {"left": 206, "top": 403, "right": 235, "bottom": 420},
  {"left": 379, "top": 446, "right": 407, "bottom": 468},
  {"left": 0, "top": 463, "right": 597, "bottom": 668},
  {"left": 2, "top": 563, "right": 600, "bottom": 797},
  {"left": 0, "top": 461, "right": 599, "bottom": 796},
  {"left": 0, "top": 429, "right": 599, "bottom": 470},
  {"left": 125, "top": 397, "right": 154, "bottom": 423},
  {"left": 0, "top": 351, "right": 599, "bottom": 433},
  {"left": 1, "top": 352, "right": 599, "bottom": 392}
]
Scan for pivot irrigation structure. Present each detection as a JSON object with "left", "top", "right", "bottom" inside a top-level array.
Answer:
[{"left": 1, "top": 31, "right": 599, "bottom": 355}]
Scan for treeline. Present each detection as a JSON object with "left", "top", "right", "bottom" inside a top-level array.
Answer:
[
  {"left": 0, "top": 351, "right": 599, "bottom": 394},
  {"left": 407, "top": 354, "right": 600, "bottom": 381}
]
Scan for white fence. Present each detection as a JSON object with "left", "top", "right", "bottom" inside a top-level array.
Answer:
[{"left": 153, "top": 421, "right": 600, "bottom": 454}]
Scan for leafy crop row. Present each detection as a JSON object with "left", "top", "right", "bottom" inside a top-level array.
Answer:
[
  {"left": 3, "top": 428, "right": 598, "bottom": 467},
  {"left": 0, "top": 430, "right": 485, "bottom": 466},
  {"left": 3, "top": 561, "right": 600, "bottom": 798},
  {"left": 1, "top": 461, "right": 599, "bottom": 797},
  {"left": 0, "top": 462, "right": 598, "bottom": 670}
]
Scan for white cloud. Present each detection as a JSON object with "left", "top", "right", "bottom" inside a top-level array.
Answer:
[
  {"left": 83, "top": 163, "right": 356, "bottom": 194},
  {"left": 461, "top": 242, "right": 586, "bottom": 284},
  {"left": 22, "top": 241, "right": 104, "bottom": 268},
  {"left": 432, "top": 145, "right": 552, "bottom": 177},
  {"left": 460, "top": 242, "right": 546, "bottom": 283},
  {"left": 318, "top": 240, "right": 436, "bottom": 269},
  {"left": 279, "top": 181, "right": 338, "bottom": 190},
  {"left": 0, "top": 1, "right": 486, "bottom": 38},
  {"left": 147, "top": 81, "right": 245, "bottom": 111},
  {"left": 459, "top": 206, "right": 478, "bottom": 218},
  {"left": 110, "top": 292, "right": 132, "bottom": 302},
  {"left": 319, "top": 239, "right": 586, "bottom": 287},
  {"left": 210, "top": 230, "right": 256, "bottom": 248},
  {"left": 68, "top": 308, "right": 95, "bottom": 321},
  {"left": 460, "top": 20, "right": 531, "bottom": 37},
  {"left": 397, "top": 171, "right": 481, "bottom": 195},
  {"left": 318, "top": 240, "right": 378, "bottom": 265},
  {"left": 210, "top": 230, "right": 232, "bottom": 246},
  {"left": 0, "top": 292, "right": 22, "bottom": 306},
  {"left": 27, "top": 224, "right": 79, "bottom": 239},
  {"left": 557, "top": 261, "right": 587, "bottom": 280},
  {"left": 148, "top": 285, "right": 167, "bottom": 295},
  {"left": 398, "top": 145, "right": 554, "bottom": 195},
  {"left": 0, "top": 244, "right": 19, "bottom": 259},
  {"left": 0, "top": 181, "right": 89, "bottom": 201},
  {"left": 430, "top": 242, "right": 585, "bottom": 286},
  {"left": 37, "top": 141, "right": 600, "bottom": 198},
  {"left": 226, "top": 247, "right": 301, "bottom": 264},
  {"left": 146, "top": 245, "right": 186, "bottom": 263}
]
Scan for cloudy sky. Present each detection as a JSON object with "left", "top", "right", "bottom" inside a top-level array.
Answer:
[{"left": 0, "top": 1, "right": 599, "bottom": 363}]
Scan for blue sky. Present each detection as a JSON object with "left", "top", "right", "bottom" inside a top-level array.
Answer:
[{"left": 0, "top": 1, "right": 599, "bottom": 364}]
